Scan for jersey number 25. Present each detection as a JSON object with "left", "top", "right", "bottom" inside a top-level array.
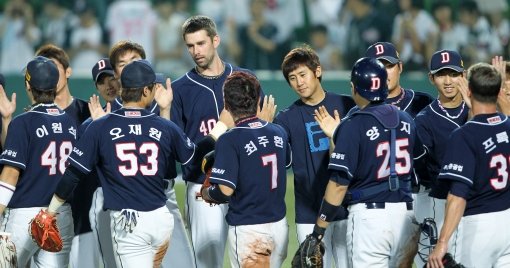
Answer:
[{"left": 376, "top": 138, "right": 411, "bottom": 179}]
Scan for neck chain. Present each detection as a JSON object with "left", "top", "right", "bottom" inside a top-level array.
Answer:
[
  {"left": 389, "top": 88, "right": 405, "bottom": 106},
  {"left": 437, "top": 99, "right": 465, "bottom": 119},
  {"left": 195, "top": 62, "right": 226, "bottom": 80}
]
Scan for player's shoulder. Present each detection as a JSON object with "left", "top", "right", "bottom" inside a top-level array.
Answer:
[
  {"left": 407, "top": 89, "right": 434, "bottom": 111},
  {"left": 230, "top": 64, "right": 255, "bottom": 76},
  {"left": 171, "top": 68, "right": 196, "bottom": 88}
]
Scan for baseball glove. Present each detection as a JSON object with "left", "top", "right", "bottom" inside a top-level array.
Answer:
[
  {"left": 29, "top": 209, "right": 63, "bottom": 252},
  {"left": 0, "top": 232, "right": 17, "bottom": 268},
  {"left": 200, "top": 151, "right": 216, "bottom": 204},
  {"left": 291, "top": 234, "right": 325, "bottom": 268}
]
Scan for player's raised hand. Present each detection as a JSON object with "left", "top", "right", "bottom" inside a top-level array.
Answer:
[
  {"left": 427, "top": 241, "right": 447, "bottom": 268},
  {"left": 492, "top": 56, "right": 506, "bottom": 86},
  {"left": 456, "top": 76, "right": 471, "bottom": 110},
  {"left": 88, "top": 94, "right": 110, "bottom": 120},
  {"left": 314, "top": 106, "right": 340, "bottom": 138},
  {"left": 155, "top": 78, "right": 173, "bottom": 112},
  {"left": 497, "top": 86, "right": 510, "bottom": 115},
  {"left": 218, "top": 108, "right": 235, "bottom": 128},
  {"left": 257, "top": 95, "right": 277, "bottom": 122},
  {"left": 0, "top": 85, "right": 16, "bottom": 120}
]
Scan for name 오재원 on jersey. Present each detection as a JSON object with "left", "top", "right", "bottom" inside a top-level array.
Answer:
[
  {"left": 35, "top": 123, "right": 77, "bottom": 139},
  {"left": 109, "top": 124, "right": 163, "bottom": 141},
  {"left": 244, "top": 135, "right": 284, "bottom": 156},
  {"left": 482, "top": 130, "right": 509, "bottom": 154}
]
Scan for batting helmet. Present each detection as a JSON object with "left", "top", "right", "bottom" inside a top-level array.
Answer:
[{"left": 351, "top": 57, "right": 388, "bottom": 102}]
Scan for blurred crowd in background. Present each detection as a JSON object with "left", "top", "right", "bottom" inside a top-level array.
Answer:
[{"left": 0, "top": 0, "right": 509, "bottom": 78}]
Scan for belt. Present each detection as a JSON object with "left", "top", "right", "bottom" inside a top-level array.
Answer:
[{"left": 365, "top": 202, "right": 413, "bottom": 211}]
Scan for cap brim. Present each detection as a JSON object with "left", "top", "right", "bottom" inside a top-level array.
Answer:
[
  {"left": 155, "top": 73, "right": 166, "bottom": 85},
  {"left": 378, "top": 56, "right": 400, "bottom": 64},
  {"left": 430, "top": 65, "right": 464, "bottom": 74},
  {"left": 94, "top": 70, "right": 114, "bottom": 83}
]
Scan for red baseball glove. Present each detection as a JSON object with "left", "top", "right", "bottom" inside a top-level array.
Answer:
[{"left": 29, "top": 209, "right": 63, "bottom": 252}]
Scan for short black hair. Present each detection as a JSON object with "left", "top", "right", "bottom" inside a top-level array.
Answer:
[
  {"left": 467, "top": 63, "right": 501, "bottom": 104},
  {"left": 121, "top": 84, "right": 155, "bottom": 103},
  {"left": 223, "top": 71, "right": 261, "bottom": 119},
  {"left": 281, "top": 45, "right": 322, "bottom": 84},
  {"left": 181, "top": 15, "right": 218, "bottom": 40}
]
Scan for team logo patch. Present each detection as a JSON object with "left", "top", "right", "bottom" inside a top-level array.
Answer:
[
  {"left": 487, "top": 116, "right": 502, "bottom": 124},
  {"left": 125, "top": 111, "right": 141, "bottom": 117},
  {"left": 248, "top": 122, "right": 262, "bottom": 128},
  {"left": 46, "top": 108, "right": 59, "bottom": 114}
]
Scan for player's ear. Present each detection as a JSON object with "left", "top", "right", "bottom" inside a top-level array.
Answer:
[
  {"left": 350, "top": 82, "right": 355, "bottom": 96},
  {"left": 65, "top": 66, "right": 72, "bottom": 79},
  {"left": 213, "top": 35, "right": 220, "bottom": 49},
  {"left": 428, "top": 73, "right": 434, "bottom": 85},
  {"left": 398, "top": 62, "right": 403, "bottom": 74},
  {"left": 315, "top": 66, "right": 322, "bottom": 79}
]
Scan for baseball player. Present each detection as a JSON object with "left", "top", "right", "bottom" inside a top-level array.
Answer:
[
  {"left": 364, "top": 41, "right": 434, "bottom": 266},
  {"left": 274, "top": 46, "right": 354, "bottom": 268},
  {"left": 201, "top": 71, "right": 291, "bottom": 268},
  {"left": 34, "top": 44, "right": 97, "bottom": 268},
  {"left": 309, "top": 57, "right": 426, "bottom": 267},
  {"left": 171, "top": 15, "right": 268, "bottom": 268},
  {"left": 42, "top": 59, "right": 213, "bottom": 268},
  {"left": 414, "top": 49, "right": 469, "bottom": 264},
  {"left": 0, "top": 56, "right": 77, "bottom": 267},
  {"left": 107, "top": 41, "right": 196, "bottom": 268},
  {"left": 428, "top": 63, "right": 510, "bottom": 267}
]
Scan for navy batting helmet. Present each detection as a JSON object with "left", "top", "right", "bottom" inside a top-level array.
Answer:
[{"left": 351, "top": 57, "right": 388, "bottom": 102}]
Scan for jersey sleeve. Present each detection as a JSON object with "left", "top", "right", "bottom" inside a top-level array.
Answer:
[
  {"left": 328, "top": 120, "right": 359, "bottom": 181},
  {"left": 67, "top": 121, "right": 101, "bottom": 174},
  {"left": 437, "top": 130, "right": 475, "bottom": 186},
  {"left": 0, "top": 118, "right": 29, "bottom": 169},
  {"left": 209, "top": 135, "right": 238, "bottom": 189},
  {"left": 168, "top": 122, "right": 196, "bottom": 165}
]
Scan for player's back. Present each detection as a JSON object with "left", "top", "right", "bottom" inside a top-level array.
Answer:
[
  {"left": 210, "top": 118, "right": 291, "bottom": 226},
  {"left": 331, "top": 104, "right": 423, "bottom": 203},
  {"left": 440, "top": 113, "right": 510, "bottom": 216},
  {"left": 70, "top": 108, "right": 195, "bottom": 211},
  {"left": 0, "top": 104, "right": 77, "bottom": 208}
]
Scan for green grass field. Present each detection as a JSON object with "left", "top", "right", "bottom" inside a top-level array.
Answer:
[{"left": 173, "top": 177, "right": 299, "bottom": 268}]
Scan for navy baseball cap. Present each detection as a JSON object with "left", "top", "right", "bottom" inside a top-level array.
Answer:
[
  {"left": 0, "top": 73, "right": 5, "bottom": 88},
  {"left": 365, "top": 42, "right": 400, "bottom": 64},
  {"left": 92, "top": 58, "right": 114, "bottom": 83},
  {"left": 25, "top": 56, "right": 59, "bottom": 91},
  {"left": 120, "top": 60, "right": 156, "bottom": 89},
  {"left": 430, "top": 50, "right": 464, "bottom": 74},
  {"left": 155, "top": 73, "right": 166, "bottom": 85}
]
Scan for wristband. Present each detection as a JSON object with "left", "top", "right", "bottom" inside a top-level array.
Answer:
[
  {"left": 312, "top": 224, "right": 326, "bottom": 241},
  {"left": 0, "top": 181, "right": 15, "bottom": 207},
  {"left": 47, "top": 195, "right": 65, "bottom": 214}
]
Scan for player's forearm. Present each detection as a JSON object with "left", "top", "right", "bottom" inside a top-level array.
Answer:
[
  {"left": 437, "top": 193, "right": 466, "bottom": 245},
  {"left": 1, "top": 117, "right": 11, "bottom": 147},
  {"left": 316, "top": 181, "right": 347, "bottom": 228},
  {"left": 53, "top": 165, "right": 85, "bottom": 203},
  {"left": 159, "top": 106, "right": 170, "bottom": 120},
  {"left": 47, "top": 194, "right": 65, "bottom": 216}
]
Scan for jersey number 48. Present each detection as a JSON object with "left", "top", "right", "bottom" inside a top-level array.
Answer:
[{"left": 41, "top": 141, "right": 73, "bottom": 175}]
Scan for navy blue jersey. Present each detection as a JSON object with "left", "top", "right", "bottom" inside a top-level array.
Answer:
[
  {"left": 209, "top": 118, "right": 291, "bottom": 226},
  {"left": 68, "top": 108, "right": 195, "bottom": 211},
  {"left": 0, "top": 104, "right": 77, "bottom": 208},
  {"left": 329, "top": 103, "right": 425, "bottom": 204},
  {"left": 111, "top": 96, "right": 159, "bottom": 114},
  {"left": 414, "top": 100, "right": 469, "bottom": 198},
  {"left": 273, "top": 92, "right": 354, "bottom": 223},
  {"left": 347, "top": 88, "right": 433, "bottom": 118},
  {"left": 65, "top": 98, "right": 91, "bottom": 126},
  {"left": 438, "top": 113, "right": 510, "bottom": 216},
  {"left": 171, "top": 63, "right": 264, "bottom": 183}
]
